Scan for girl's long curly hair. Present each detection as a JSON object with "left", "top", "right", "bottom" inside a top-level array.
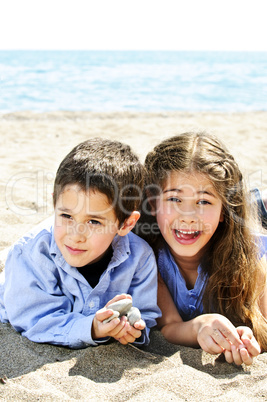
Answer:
[{"left": 141, "top": 132, "right": 267, "bottom": 351}]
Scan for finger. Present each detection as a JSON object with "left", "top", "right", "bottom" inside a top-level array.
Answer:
[
  {"left": 242, "top": 338, "right": 261, "bottom": 356},
  {"left": 200, "top": 336, "right": 225, "bottom": 354},
  {"left": 103, "top": 317, "right": 121, "bottom": 332},
  {"left": 211, "top": 328, "right": 233, "bottom": 351},
  {"left": 236, "top": 326, "right": 253, "bottom": 339},
  {"left": 224, "top": 349, "right": 234, "bottom": 364},
  {"left": 125, "top": 324, "right": 142, "bottom": 340},
  {"left": 211, "top": 318, "right": 243, "bottom": 348},
  {"left": 110, "top": 317, "right": 130, "bottom": 338},
  {"left": 117, "top": 337, "right": 128, "bottom": 345},
  {"left": 118, "top": 333, "right": 136, "bottom": 344},
  {"left": 133, "top": 319, "right": 146, "bottom": 330},
  {"left": 96, "top": 308, "right": 117, "bottom": 322},
  {"left": 239, "top": 347, "right": 254, "bottom": 366},
  {"left": 106, "top": 294, "right": 132, "bottom": 307},
  {"left": 231, "top": 345, "right": 243, "bottom": 366},
  {"left": 219, "top": 327, "right": 243, "bottom": 349}
]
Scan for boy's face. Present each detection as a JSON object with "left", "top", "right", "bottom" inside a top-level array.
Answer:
[{"left": 54, "top": 184, "right": 120, "bottom": 267}]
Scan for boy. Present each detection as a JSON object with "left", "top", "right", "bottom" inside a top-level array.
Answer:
[{"left": 0, "top": 139, "right": 161, "bottom": 348}]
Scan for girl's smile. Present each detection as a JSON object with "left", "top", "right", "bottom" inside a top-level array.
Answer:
[
  {"left": 154, "top": 171, "right": 224, "bottom": 268},
  {"left": 173, "top": 229, "right": 201, "bottom": 244}
]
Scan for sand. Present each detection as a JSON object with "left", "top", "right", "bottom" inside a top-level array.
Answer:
[{"left": 0, "top": 111, "right": 267, "bottom": 401}]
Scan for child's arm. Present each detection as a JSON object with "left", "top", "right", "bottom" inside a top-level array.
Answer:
[
  {"left": 3, "top": 245, "right": 107, "bottom": 348},
  {"left": 157, "top": 274, "right": 261, "bottom": 365}
]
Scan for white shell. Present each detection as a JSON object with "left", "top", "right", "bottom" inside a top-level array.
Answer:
[
  {"left": 107, "top": 299, "right": 132, "bottom": 316},
  {"left": 103, "top": 299, "right": 141, "bottom": 325},
  {"left": 127, "top": 306, "right": 141, "bottom": 326}
]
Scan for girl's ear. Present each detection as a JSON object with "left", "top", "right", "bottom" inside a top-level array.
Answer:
[{"left": 117, "top": 211, "right": 140, "bottom": 237}]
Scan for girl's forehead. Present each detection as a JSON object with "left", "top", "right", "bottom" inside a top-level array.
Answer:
[{"left": 162, "top": 171, "right": 216, "bottom": 192}]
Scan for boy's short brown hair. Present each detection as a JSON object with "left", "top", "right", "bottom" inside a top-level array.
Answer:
[{"left": 53, "top": 138, "right": 143, "bottom": 225}]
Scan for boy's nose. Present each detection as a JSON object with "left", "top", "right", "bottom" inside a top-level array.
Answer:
[{"left": 68, "top": 223, "right": 87, "bottom": 241}]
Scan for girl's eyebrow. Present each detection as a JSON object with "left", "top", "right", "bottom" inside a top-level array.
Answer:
[{"left": 163, "top": 188, "right": 216, "bottom": 198}]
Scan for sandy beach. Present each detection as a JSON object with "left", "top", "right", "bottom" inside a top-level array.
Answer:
[{"left": 0, "top": 111, "right": 267, "bottom": 401}]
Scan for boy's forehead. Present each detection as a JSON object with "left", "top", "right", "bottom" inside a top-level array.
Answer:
[{"left": 57, "top": 184, "right": 114, "bottom": 212}]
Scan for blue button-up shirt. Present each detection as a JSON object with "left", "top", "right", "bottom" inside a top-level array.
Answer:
[{"left": 0, "top": 222, "right": 161, "bottom": 348}]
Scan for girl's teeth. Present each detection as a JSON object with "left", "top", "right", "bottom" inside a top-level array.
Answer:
[{"left": 175, "top": 230, "right": 199, "bottom": 238}]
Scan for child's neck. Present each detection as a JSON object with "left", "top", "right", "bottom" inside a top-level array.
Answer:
[{"left": 173, "top": 254, "right": 201, "bottom": 290}]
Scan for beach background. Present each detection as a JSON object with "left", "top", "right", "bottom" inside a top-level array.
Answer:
[
  {"left": 1, "top": 110, "right": 267, "bottom": 401},
  {"left": 1, "top": 5, "right": 267, "bottom": 399}
]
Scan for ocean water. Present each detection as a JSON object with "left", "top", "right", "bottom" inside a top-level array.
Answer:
[{"left": 0, "top": 50, "right": 267, "bottom": 113}]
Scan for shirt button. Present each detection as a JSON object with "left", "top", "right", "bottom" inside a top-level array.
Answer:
[{"left": 89, "top": 301, "right": 95, "bottom": 308}]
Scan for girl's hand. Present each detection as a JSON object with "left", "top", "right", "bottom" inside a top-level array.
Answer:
[
  {"left": 223, "top": 326, "right": 261, "bottom": 365},
  {"left": 195, "top": 314, "right": 244, "bottom": 355}
]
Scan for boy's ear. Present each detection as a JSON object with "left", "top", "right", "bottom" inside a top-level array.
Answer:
[{"left": 117, "top": 211, "right": 140, "bottom": 237}]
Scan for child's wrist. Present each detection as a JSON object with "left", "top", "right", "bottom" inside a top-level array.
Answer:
[{"left": 91, "top": 317, "right": 98, "bottom": 340}]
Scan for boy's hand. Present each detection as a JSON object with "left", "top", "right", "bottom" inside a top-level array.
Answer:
[
  {"left": 115, "top": 318, "right": 146, "bottom": 345},
  {"left": 92, "top": 294, "right": 133, "bottom": 341}
]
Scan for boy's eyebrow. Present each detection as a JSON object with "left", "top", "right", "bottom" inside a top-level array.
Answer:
[
  {"left": 163, "top": 188, "right": 216, "bottom": 197},
  {"left": 57, "top": 207, "right": 109, "bottom": 220}
]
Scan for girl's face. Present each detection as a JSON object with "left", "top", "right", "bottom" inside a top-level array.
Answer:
[{"left": 153, "top": 171, "right": 224, "bottom": 267}]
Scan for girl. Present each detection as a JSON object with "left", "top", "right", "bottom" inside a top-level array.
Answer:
[{"left": 141, "top": 132, "right": 267, "bottom": 366}]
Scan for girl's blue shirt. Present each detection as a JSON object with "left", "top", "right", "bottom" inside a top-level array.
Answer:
[
  {"left": 157, "top": 235, "right": 267, "bottom": 321},
  {"left": 0, "top": 220, "right": 161, "bottom": 348}
]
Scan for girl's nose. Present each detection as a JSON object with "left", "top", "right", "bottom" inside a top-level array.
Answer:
[{"left": 179, "top": 205, "right": 198, "bottom": 223}]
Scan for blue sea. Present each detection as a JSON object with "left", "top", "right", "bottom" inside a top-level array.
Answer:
[{"left": 1, "top": 50, "right": 267, "bottom": 113}]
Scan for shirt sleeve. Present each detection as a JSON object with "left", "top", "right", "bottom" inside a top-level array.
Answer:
[
  {"left": 3, "top": 244, "right": 102, "bottom": 348},
  {"left": 128, "top": 245, "right": 162, "bottom": 346}
]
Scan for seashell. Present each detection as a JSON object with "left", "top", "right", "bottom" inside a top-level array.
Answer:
[
  {"left": 127, "top": 306, "right": 141, "bottom": 326},
  {"left": 107, "top": 299, "right": 132, "bottom": 316},
  {"left": 102, "top": 299, "right": 141, "bottom": 326}
]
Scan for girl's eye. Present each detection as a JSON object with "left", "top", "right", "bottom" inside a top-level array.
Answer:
[
  {"left": 167, "top": 197, "right": 181, "bottom": 203},
  {"left": 198, "top": 200, "right": 211, "bottom": 205}
]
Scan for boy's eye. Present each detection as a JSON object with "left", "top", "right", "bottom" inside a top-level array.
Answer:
[
  {"left": 88, "top": 219, "right": 102, "bottom": 226},
  {"left": 60, "top": 213, "right": 72, "bottom": 219}
]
